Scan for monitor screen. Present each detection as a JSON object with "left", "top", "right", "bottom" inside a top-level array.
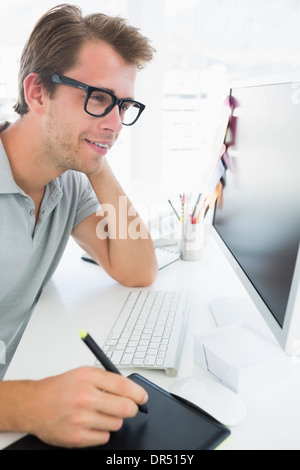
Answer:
[{"left": 213, "top": 81, "right": 300, "bottom": 330}]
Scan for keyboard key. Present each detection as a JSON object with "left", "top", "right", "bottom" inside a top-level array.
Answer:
[
  {"left": 111, "top": 350, "right": 124, "bottom": 364},
  {"left": 121, "top": 353, "right": 134, "bottom": 365},
  {"left": 134, "top": 352, "right": 146, "bottom": 359},
  {"left": 147, "top": 348, "right": 159, "bottom": 355},
  {"left": 132, "top": 358, "right": 144, "bottom": 366},
  {"left": 144, "top": 356, "right": 156, "bottom": 366}
]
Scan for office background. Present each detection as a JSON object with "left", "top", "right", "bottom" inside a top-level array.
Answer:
[{"left": 1, "top": 0, "right": 300, "bottom": 206}]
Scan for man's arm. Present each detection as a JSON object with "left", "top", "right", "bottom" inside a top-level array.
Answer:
[
  {"left": 0, "top": 367, "right": 148, "bottom": 448},
  {"left": 72, "top": 158, "right": 158, "bottom": 287}
]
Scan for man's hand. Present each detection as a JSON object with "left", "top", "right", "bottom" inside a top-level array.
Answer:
[
  {"left": 1, "top": 367, "right": 148, "bottom": 448},
  {"left": 72, "top": 159, "right": 158, "bottom": 287}
]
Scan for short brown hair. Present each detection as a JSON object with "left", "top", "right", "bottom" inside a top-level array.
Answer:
[{"left": 14, "top": 3, "right": 155, "bottom": 116}]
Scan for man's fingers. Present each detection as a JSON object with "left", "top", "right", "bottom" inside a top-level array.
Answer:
[{"left": 82, "top": 367, "right": 148, "bottom": 411}]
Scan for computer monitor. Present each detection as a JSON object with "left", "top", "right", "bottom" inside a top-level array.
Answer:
[{"left": 212, "top": 79, "right": 300, "bottom": 357}]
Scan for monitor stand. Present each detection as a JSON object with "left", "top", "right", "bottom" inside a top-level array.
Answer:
[
  {"left": 194, "top": 297, "right": 292, "bottom": 397},
  {"left": 210, "top": 297, "right": 268, "bottom": 330}
]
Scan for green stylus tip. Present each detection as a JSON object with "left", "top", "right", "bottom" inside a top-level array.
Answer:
[{"left": 79, "top": 330, "right": 88, "bottom": 339}]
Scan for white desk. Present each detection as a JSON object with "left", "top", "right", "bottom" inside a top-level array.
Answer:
[{"left": 1, "top": 235, "right": 300, "bottom": 450}]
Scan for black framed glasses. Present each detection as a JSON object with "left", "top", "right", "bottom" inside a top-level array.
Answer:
[{"left": 51, "top": 73, "right": 145, "bottom": 126}]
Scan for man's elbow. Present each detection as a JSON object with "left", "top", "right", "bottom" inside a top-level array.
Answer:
[
  {"left": 117, "top": 262, "right": 158, "bottom": 288},
  {"left": 133, "top": 267, "right": 158, "bottom": 288}
]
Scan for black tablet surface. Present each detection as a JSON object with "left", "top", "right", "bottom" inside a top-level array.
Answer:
[{"left": 5, "top": 374, "right": 230, "bottom": 450}]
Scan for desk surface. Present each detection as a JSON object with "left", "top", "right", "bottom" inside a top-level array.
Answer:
[{"left": 1, "top": 235, "right": 300, "bottom": 450}]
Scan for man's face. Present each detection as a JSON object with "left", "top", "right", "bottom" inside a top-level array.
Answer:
[{"left": 41, "top": 41, "right": 138, "bottom": 174}]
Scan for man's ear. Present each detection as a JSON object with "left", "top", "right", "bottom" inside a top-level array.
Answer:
[{"left": 23, "top": 73, "right": 47, "bottom": 114}]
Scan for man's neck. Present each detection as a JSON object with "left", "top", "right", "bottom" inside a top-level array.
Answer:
[{"left": 0, "top": 118, "right": 62, "bottom": 197}]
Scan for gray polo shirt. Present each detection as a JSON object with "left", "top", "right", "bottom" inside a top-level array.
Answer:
[{"left": 0, "top": 137, "right": 100, "bottom": 379}]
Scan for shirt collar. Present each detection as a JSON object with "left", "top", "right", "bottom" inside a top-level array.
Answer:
[{"left": 0, "top": 138, "right": 20, "bottom": 195}]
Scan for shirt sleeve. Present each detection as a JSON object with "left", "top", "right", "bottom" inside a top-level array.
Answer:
[{"left": 72, "top": 172, "right": 100, "bottom": 228}]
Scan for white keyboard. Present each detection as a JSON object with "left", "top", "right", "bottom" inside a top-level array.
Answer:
[{"left": 102, "top": 290, "right": 191, "bottom": 377}]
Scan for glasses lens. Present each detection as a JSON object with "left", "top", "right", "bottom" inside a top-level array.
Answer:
[
  {"left": 86, "top": 90, "right": 142, "bottom": 125},
  {"left": 86, "top": 90, "right": 113, "bottom": 117},
  {"left": 120, "top": 101, "right": 141, "bottom": 126}
]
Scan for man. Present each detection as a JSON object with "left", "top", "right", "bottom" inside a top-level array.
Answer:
[{"left": 0, "top": 4, "right": 158, "bottom": 448}]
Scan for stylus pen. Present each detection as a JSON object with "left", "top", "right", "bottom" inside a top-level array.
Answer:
[
  {"left": 81, "top": 255, "right": 98, "bottom": 265},
  {"left": 80, "top": 330, "right": 148, "bottom": 414}
]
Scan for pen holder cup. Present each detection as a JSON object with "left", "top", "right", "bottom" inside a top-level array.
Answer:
[{"left": 179, "top": 222, "right": 204, "bottom": 261}]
